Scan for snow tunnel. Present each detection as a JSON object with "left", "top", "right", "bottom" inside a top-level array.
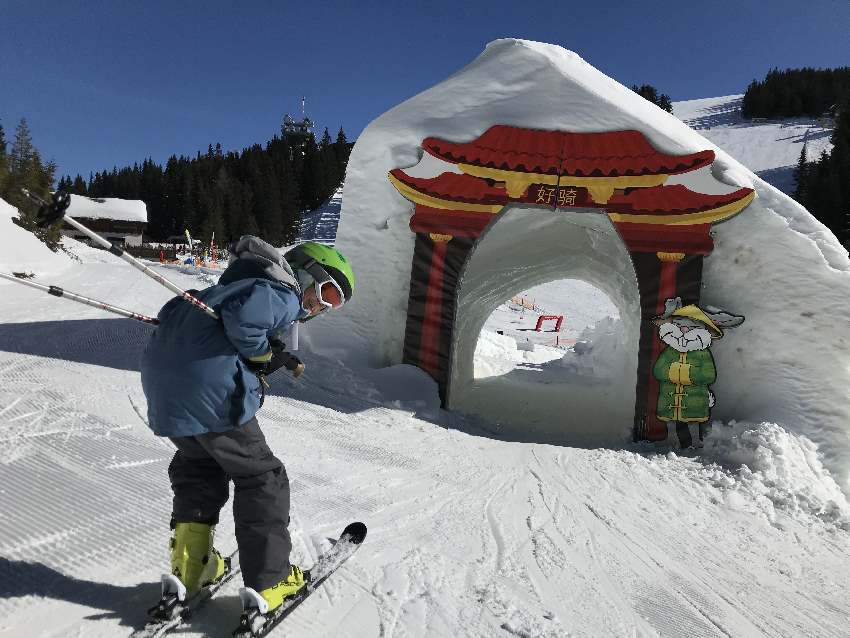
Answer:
[
  {"left": 449, "top": 205, "right": 641, "bottom": 446},
  {"left": 332, "top": 41, "right": 760, "bottom": 446}
]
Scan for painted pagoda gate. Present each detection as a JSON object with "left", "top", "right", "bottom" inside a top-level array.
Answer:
[{"left": 388, "top": 125, "right": 755, "bottom": 441}]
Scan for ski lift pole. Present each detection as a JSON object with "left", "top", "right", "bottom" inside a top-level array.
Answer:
[
  {"left": 23, "top": 189, "right": 219, "bottom": 321},
  {"left": 0, "top": 271, "right": 160, "bottom": 325}
]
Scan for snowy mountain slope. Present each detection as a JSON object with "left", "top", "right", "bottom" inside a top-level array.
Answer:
[
  {"left": 2, "top": 189, "right": 850, "bottom": 637},
  {"left": 296, "top": 187, "right": 343, "bottom": 245},
  {"left": 673, "top": 95, "right": 834, "bottom": 194}
]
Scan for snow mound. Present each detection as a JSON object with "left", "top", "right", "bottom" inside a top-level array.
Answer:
[
  {"left": 703, "top": 421, "right": 850, "bottom": 529},
  {"left": 0, "top": 198, "right": 72, "bottom": 276},
  {"left": 474, "top": 329, "right": 519, "bottom": 378},
  {"left": 558, "top": 316, "right": 623, "bottom": 377}
]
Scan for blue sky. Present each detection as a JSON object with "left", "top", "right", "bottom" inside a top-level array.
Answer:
[{"left": 1, "top": 0, "right": 848, "bottom": 181}]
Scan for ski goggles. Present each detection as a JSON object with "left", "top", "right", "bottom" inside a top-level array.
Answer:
[{"left": 303, "top": 261, "right": 345, "bottom": 311}]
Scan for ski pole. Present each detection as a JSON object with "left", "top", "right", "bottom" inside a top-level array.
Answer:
[
  {"left": 23, "top": 189, "right": 219, "bottom": 321},
  {"left": 0, "top": 271, "right": 160, "bottom": 325}
]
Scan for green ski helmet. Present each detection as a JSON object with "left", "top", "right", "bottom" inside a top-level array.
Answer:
[{"left": 284, "top": 242, "right": 355, "bottom": 305}]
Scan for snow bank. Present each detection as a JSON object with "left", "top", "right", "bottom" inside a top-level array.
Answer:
[
  {"left": 699, "top": 421, "right": 850, "bottom": 529},
  {"left": 474, "top": 329, "right": 519, "bottom": 378},
  {"left": 0, "top": 198, "right": 71, "bottom": 276},
  {"left": 557, "top": 316, "right": 624, "bottom": 378}
]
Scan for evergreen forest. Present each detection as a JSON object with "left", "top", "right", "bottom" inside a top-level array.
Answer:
[
  {"left": 794, "top": 99, "right": 850, "bottom": 245},
  {"left": 56, "top": 125, "right": 352, "bottom": 245},
  {"left": 631, "top": 84, "right": 673, "bottom": 113},
  {"left": 742, "top": 67, "right": 850, "bottom": 119}
]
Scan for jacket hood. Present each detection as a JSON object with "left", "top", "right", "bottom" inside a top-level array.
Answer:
[{"left": 221, "top": 235, "right": 300, "bottom": 292}]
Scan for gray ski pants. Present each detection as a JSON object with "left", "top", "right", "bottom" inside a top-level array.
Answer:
[{"left": 168, "top": 417, "right": 291, "bottom": 591}]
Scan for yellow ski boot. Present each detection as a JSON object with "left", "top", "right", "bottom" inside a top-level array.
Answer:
[
  {"left": 169, "top": 522, "right": 228, "bottom": 595},
  {"left": 149, "top": 522, "right": 229, "bottom": 621},
  {"left": 258, "top": 565, "right": 306, "bottom": 611},
  {"left": 237, "top": 565, "right": 306, "bottom": 633}
]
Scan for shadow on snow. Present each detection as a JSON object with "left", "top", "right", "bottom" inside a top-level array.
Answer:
[{"left": 0, "top": 556, "right": 159, "bottom": 630}]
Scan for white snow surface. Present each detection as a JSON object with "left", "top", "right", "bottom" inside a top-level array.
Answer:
[
  {"left": 334, "top": 38, "right": 850, "bottom": 491},
  {"left": 67, "top": 193, "right": 148, "bottom": 223},
  {"left": 1, "top": 216, "right": 850, "bottom": 636}
]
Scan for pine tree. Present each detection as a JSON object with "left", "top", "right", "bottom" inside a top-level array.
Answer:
[
  {"left": 5, "top": 118, "right": 61, "bottom": 249},
  {"left": 72, "top": 175, "right": 87, "bottom": 195},
  {"left": 793, "top": 142, "right": 809, "bottom": 201},
  {"left": 0, "top": 121, "right": 8, "bottom": 194}
]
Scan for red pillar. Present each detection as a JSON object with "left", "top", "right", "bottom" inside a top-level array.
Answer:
[{"left": 419, "top": 235, "right": 451, "bottom": 378}]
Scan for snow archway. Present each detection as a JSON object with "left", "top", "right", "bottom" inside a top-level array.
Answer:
[
  {"left": 331, "top": 39, "right": 850, "bottom": 492},
  {"left": 449, "top": 206, "right": 640, "bottom": 446}
]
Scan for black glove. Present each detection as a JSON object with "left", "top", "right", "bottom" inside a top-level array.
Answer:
[
  {"left": 264, "top": 338, "right": 289, "bottom": 375},
  {"left": 244, "top": 339, "right": 303, "bottom": 377}
]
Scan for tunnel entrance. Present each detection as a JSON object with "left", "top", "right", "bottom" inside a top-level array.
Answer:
[{"left": 448, "top": 206, "right": 640, "bottom": 447}]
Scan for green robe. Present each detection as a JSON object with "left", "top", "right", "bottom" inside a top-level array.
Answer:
[{"left": 653, "top": 347, "right": 717, "bottom": 423}]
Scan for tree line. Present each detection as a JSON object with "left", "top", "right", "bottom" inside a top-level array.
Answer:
[
  {"left": 794, "top": 98, "right": 850, "bottom": 245},
  {"left": 631, "top": 84, "right": 673, "bottom": 113},
  {"left": 742, "top": 67, "right": 850, "bottom": 119},
  {"left": 58, "top": 126, "right": 352, "bottom": 245},
  {"left": 0, "top": 118, "right": 62, "bottom": 249}
]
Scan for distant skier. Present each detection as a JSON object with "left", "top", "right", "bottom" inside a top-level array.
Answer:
[{"left": 140, "top": 237, "right": 355, "bottom": 620}]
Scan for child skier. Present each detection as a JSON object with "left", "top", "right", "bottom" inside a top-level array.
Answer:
[{"left": 140, "top": 236, "right": 354, "bottom": 620}]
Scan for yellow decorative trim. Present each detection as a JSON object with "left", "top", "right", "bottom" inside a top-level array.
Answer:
[
  {"left": 608, "top": 191, "right": 756, "bottom": 226},
  {"left": 457, "top": 164, "right": 558, "bottom": 198},
  {"left": 458, "top": 164, "right": 668, "bottom": 203},
  {"left": 429, "top": 233, "right": 453, "bottom": 242},
  {"left": 657, "top": 252, "right": 685, "bottom": 262},
  {"left": 387, "top": 172, "right": 503, "bottom": 214}
]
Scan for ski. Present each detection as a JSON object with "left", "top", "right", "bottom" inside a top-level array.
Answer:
[
  {"left": 132, "top": 549, "right": 241, "bottom": 638},
  {"left": 232, "top": 522, "right": 367, "bottom": 637}
]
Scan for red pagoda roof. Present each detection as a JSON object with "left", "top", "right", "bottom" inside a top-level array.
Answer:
[
  {"left": 389, "top": 170, "right": 509, "bottom": 206},
  {"left": 607, "top": 185, "right": 755, "bottom": 216},
  {"left": 423, "top": 126, "right": 714, "bottom": 177}
]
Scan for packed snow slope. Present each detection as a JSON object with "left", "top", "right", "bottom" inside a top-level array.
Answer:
[
  {"left": 1, "top": 197, "right": 850, "bottom": 637},
  {"left": 334, "top": 38, "right": 850, "bottom": 493},
  {"left": 673, "top": 95, "right": 834, "bottom": 195}
]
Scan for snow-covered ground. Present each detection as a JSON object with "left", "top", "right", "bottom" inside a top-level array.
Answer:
[{"left": 2, "top": 183, "right": 850, "bottom": 636}]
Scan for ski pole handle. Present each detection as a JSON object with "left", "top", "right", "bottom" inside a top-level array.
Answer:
[
  {"left": 25, "top": 190, "right": 219, "bottom": 321},
  {"left": 0, "top": 271, "right": 160, "bottom": 325}
]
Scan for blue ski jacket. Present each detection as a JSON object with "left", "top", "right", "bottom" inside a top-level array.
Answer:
[{"left": 140, "top": 262, "right": 304, "bottom": 438}]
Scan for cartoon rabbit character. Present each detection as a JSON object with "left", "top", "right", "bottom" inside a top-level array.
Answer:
[{"left": 652, "top": 297, "right": 744, "bottom": 449}]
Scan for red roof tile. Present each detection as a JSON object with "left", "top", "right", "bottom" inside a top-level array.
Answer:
[
  {"left": 423, "top": 126, "right": 714, "bottom": 177},
  {"left": 609, "top": 185, "right": 754, "bottom": 215},
  {"left": 389, "top": 169, "right": 509, "bottom": 205}
]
